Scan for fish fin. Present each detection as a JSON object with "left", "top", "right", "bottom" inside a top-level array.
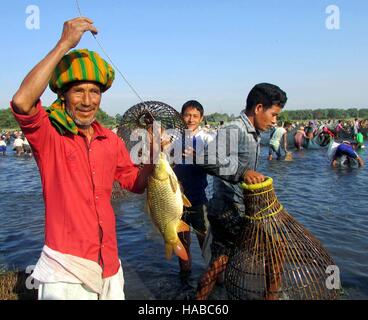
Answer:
[
  {"left": 173, "top": 239, "right": 189, "bottom": 261},
  {"left": 178, "top": 181, "right": 191, "bottom": 207},
  {"left": 182, "top": 193, "right": 192, "bottom": 207},
  {"left": 145, "top": 200, "right": 150, "bottom": 214},
  {"left": 145, "top": 197, "right": 152, "bottom": 216},
  {"left": 169, "top": 174, "right": 178, "bottom": 193},
  {"left": 178, "top": 181, "right": 185, "bottom": 193},
  {"left": 177, "top": 219, "right": 190, "bottom": 233},
  {"left": 165, "top": 243, "right": 173, "bottom": 260}
]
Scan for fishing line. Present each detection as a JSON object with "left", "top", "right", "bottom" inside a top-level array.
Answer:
[
  {"left": 75, "top": 0, "right": 148, "bottom": 108},
  {"left": 75, "top": 0, "right": 183, "bottom": 155}
]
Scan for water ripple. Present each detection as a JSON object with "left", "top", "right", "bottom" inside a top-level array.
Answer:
[{"left": 1, "top": 144, "right": 367, "bottom": 299}]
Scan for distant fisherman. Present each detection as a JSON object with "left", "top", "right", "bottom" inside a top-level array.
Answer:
[
  {"left": 11, "top": 17, "right": 157, "bottom": 300},
  {"left": 318, "top": 126, "right": 335, "bottom": 147},
  {"left": 0, "top": 135, "right": 6, "bottom": 155},
  {"left": 335, "top": 120, "right": 343, "bottom": 139},
  {"left": 294, "top": 126, "right": 306, "bottom": 150},
  {"left": 330, "top": 141, "right": 364, "bottom": 167},
  {"left": 356, "top": 129, "right": 364, "bottom": 149},
  {"left": 268, "top": 122, "right": 291, "bottom": 160},
  {"left": 353, "top": 118, "right": 360, "bottom": 138},
  {"left": 306, "top": 121, "right": 317, "bottom": 140}
]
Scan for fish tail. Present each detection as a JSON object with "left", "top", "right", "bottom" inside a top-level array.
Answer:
[
  {"left": 173, "top": 239, "right": 189, "bottom": 261},
  {"left": 165, "top": 243, "right": 173, "bottom": 260}
]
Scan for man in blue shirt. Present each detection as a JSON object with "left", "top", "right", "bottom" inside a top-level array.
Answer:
[
  {"left": 174, "top": 100, "right": 215, "bottom": 276},
  {"left": 331, "top": 141, "right": 364, "bottom": 167}
]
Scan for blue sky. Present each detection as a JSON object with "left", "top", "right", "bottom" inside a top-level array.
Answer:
[{"left": 1, "top": 0, "right": 367, "bottom": 116}]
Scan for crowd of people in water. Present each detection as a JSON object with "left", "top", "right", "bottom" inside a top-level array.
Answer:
[
  {"left": 0, "top": 130, "right": 33, "bottom": 156},
  {"left": 1, "top": 118, "right": 367, "bottom": 161},
  {"left": 267, "top": 118, "right": 367, "bottom": 167},
  {"left": 290, "top": 118, "right": 367, "bottom": 145}
]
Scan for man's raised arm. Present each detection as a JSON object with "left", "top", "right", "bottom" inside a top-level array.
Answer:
[{"left": 12, "top": 17, "right": 98, "bottom": 115}]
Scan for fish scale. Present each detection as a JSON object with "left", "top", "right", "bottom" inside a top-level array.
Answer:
[{"left": 147, "top": 177, "right": 183, "bottom": 235}]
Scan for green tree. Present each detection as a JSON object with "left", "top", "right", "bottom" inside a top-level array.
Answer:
[
  {"left": 327, "top": 109, "right": 340, "bottom": 119},
  {"left": 358, "top": 109, "right": 368, "bottom": 119},
  {"left": 96, "top": 109, "right": 115, "bottom": 127},
  {"left": 115, "top": 113, "right": 123, "bottom": 125},
  {"left": 0, "top": 109, "right": 19, "bottom": 129},
  {"left": 278, "top": 111, "right": 289, "bottom": 122},
  {"left": 346, "top": 108, "right": 358, "bottom": 118},
  {"left": 313, "top": 109, "right": 324, "bottom": 119}
]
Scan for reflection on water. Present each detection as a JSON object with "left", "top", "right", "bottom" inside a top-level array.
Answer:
[{"left": 0, "top": 142, "right": 367, "bottom": 299}]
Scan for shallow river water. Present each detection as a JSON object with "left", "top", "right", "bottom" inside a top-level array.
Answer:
[{"left": 0, "top": 140, "right": 367, "bottom": 300}]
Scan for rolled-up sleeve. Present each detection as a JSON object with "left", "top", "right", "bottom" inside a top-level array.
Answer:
[
  {"left": 10, "top": 100, "right": 54, "bottom": 159},
  {"left": 197, "top": 125, "right": 248, "bottom": 183}
]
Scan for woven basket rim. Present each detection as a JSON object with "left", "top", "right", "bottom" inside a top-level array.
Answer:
[{"left": 240, "top": 176, "right": 273, "bottom": 191}]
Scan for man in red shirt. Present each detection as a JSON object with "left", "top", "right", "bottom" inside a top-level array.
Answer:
[{"left": 11, "top": 17, "right": 155, "bottom": 300}]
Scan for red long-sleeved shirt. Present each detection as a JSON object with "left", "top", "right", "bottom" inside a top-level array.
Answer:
[{"left": 11, "top": 101, "right": 140, "bottom": 278}]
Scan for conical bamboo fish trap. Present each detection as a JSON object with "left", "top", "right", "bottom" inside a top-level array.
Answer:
[{"left": 225, "top": 177, "right": 340, "bottom": 300}]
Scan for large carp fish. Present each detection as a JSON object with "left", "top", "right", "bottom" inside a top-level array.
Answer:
[{"left": 146, "top": 152, "right": 191, "bottom": 261}]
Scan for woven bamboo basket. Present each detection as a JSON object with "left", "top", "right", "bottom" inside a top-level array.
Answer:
[
  {"left": 224, "top": 177, "right": 340, "bottom": 300},
  {"left": 117, "top": 101, "right": 186, "bottom": 153}
]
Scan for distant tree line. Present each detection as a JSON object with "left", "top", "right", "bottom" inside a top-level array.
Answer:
[
  {"left": 115, "top": 112, "right": 239, "bottom": 126},
  {"left": 204, "top": 112, "right": 237, "bottom": 123},
  {"left": 277, "top": 108, "right": 368, "bottom": 122},
  {"left": 2, "top": 107, "right": 368, "bottom": 130},
  {"left": 203, "top": 109, "right": 368, "bottom": 124}
]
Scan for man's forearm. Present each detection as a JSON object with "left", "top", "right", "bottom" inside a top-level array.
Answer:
[
  {"left": 358, "top": 157, "right": 365, "bottom": 167},
  {"left": 283, "top": 134, "right": 288, "bottom": 151}
]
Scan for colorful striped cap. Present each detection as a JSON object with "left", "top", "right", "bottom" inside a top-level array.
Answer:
[{"left": 49, "top": 49, "right": 115, "bottom": 93}]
